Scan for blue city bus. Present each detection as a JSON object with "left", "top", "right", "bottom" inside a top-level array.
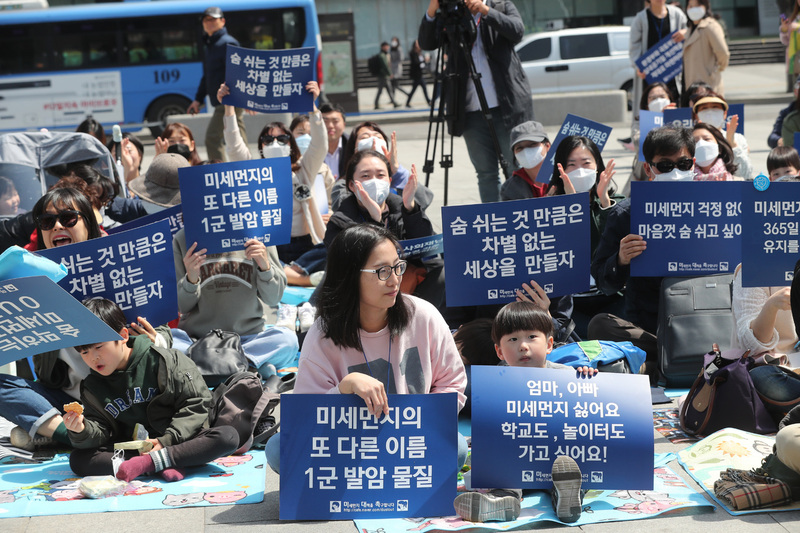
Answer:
[{"left": 0, "top": 0, "right": 322, "bottom": 135}]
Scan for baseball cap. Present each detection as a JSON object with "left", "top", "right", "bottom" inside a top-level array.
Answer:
[
  {"left": 510, "top": 121, "right": 548, "bottom": 149},
  {"left": 202, "top": 7, "right": 224, "bottom": 19}
]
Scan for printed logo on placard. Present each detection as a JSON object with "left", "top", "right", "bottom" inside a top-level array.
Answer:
[
  {"left": 221, "top": 238, "right": 231, "bottom": 248},
  {"left": 522, "top": 470, "right": 535, "bottom": 482},
  {"left": 397, "top": 500, "right": 408, "bottom": 511},
  {"left": 787, "top": 271, "right": 795, "bottom": 281},
  {"left": 544, "top": 284, "right": 554, "bottom": 294},
  {"left": 330, "top": 501, "right": 341, "bottom": 512},
  {"left": 668, "top": 262, "right": 677, "bottom": 272},
  {"left": 487, "top": 289, "right": 498, "bottom": 299},
  {"left": 591, "top": 471, "right": 603, "bottom": 483},
  {"left": 720, "top": 262, "right": 729, "bottom": 271}
]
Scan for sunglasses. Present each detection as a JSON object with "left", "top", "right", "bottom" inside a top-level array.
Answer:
[
  {"left": 361, "top": 260, "right": 408, "bottom": 281},
  {"left": 37, "top": 210, "right": 83, "bottom": 231},
  {"left": 260, "top": 134, "right": 291, "bottom": 145},
  {"left": 649, "top": 157, "right": 694, "bottom": 173}
]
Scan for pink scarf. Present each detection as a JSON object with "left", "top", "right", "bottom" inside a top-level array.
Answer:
[{"left": 693, "top": 157, "right": 732, "bottom": 181}]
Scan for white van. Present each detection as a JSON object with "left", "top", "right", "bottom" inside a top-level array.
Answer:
[{"left": 515, "top": 26, "right": 635, "bottom": 109}]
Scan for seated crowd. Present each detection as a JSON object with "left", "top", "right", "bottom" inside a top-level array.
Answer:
[{"left": 2, "top": 79, "right": 800, "bottom": 525}]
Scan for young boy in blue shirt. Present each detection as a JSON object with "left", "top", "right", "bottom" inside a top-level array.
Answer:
[
  {"left": 455, "top": 301, "right": 595, "bottom": 523},
  {"left": 62, "top": 298, "right": 239, "bottom": 482}
]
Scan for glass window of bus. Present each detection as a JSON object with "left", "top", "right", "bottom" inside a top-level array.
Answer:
[
  {"left": 121, "top": 17, "right": 198, "bottom": 65},
  {"left": 53, "top": 21, "right": 119, "bottom": 69},
  {"left": 226, "top": 8, "right": 306, "bottom": 51},
  {"left": 0, "top": 25, "right": 51, "bottom": 74}
]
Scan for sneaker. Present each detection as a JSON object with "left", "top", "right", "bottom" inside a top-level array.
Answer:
[
  {"left": 276, "top": 304, "right": 298, "bottom": 331},
  {"left": 297, "top": 302, "right": 316, "bottom": 332},
  {"left": 551, "top": 456, "right": 583, "bottom": 523},
  {"left": 10, "top": 426, "right": 55, "bottom": 452},
  {"left": 453, "top": 491, "right": 520, "bottom": 522},
  {"left": 309, "top": 270, "right": 325, "bottom": 287}
]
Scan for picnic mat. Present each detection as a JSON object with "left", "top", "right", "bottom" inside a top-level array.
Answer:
[
  {"left": 677, "top": 427, "right": 800, "bottom": 515},
  {"left": 653, "top": 408, "right": 698, "bottom": 444},
  {"left": 0, "top": 451, "right": 265, "bottom": 518},
  {"left": 354, "top": 454, "right": 713, "bottom": 531}
]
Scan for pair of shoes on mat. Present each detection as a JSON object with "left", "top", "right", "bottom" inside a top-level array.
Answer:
[
  {"left": 454, "top": 489, "right": 521, "bottom": 522},
  {"left": 10, "top": 426, "right": 55, "bottom": 452}
]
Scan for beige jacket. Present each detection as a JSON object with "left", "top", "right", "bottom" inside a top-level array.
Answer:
[{"left": 682, "top": 17, "right": 729, "bottom": 95}]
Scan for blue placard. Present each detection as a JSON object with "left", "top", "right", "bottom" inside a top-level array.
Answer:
[
  {"left": 537, "top": 115, "right": 612, "bottom": 183},
  {"left": 399, "top": 234, "right": 443, "bottom": 260},
  {"left": 726, "top": 103, "right": 745, "bottom": 135},
  {"left": 0, "top": 276, "right": 122, "bottom": 366},
  {"left": 638, "top": 110, "right": 664, "bottom": 162},
  {"left": 106, "top": 204, "right": 184, "bottom": 238},
  {"left": 662, "top": 107, "right": 693, "bottom": 128},
  {"left": 442, "top": 195, "right": 591, "bottom": 306},
  {"left": 741, "top": 182, "right": 800, "bottom": 287},
  {"left": 470, "top": 366, "right": 653, "bottom": 490},
  {"left": 279, "top": 393, "right": 458, "bottom": 520},
  {"left": 38, "top": 220, "right": 178, "bottom": 326},
  {"left": 223, "top": 45, "right": 315, "bottom": 113},
  {"left": 179, "top": 158, "right": 293, "bottom": 254},
  {"left": 629, "top": 181, "right": 743, "bottom": 277},
  {"left": 634, "top": 32, "right": 683, "bottom": 85}
]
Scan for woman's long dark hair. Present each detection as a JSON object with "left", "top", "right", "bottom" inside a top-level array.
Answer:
[
  {"left": 317, "top": 224, "right": 410, "bottom": 350},
  {"left": 693, "top": 122, "right": 738, "bottom": 175},
  {"left": 160, "top": 123, "right": 202, "bottom": 166},
  {"left": 32, "top": 184, "right": 102, "bottom": 250},
  {"left": 548, "top": 136, "right": 613, "bottom": 201},
  {"left": 639, "top": 82, "right": 675, "bottom": 111}
]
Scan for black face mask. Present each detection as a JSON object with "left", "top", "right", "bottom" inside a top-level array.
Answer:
[{"left": 167, "top": 143, "right": 192, "bottom": 162}]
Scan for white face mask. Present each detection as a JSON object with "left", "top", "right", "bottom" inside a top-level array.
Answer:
[
  {"left": 295, "top": 134, "right": 312, "bottom": 155},
  {"left": 697, "top": 108, "right": 725, "bottom": 129},
  {"left": 360, "top": 178, "right": 390, "bottom": 205},
  {"left": 515, "top": 146, "right": 545, "bottom": 169},
  {"left": 357, "top": 136, "right": 388, "bottom": 154},
  {"left": 260, "top": 141, "right": 291, "bottom": 159},
  {"left": 687, "top": 6, "right": 706, "bottom": 21},
  {"left": 648, "top": 97, "right": 671, "bottom": 113},
  {"left": 776, "top": 174, "right": 800, "bottom": 182},
  {"left": 693, "top": 139, "right": 719, "bottom": 167},
  {"left": 566, "top": 167, "right": 597, "bottom": 193},
  {"left": 653, "top": 168, "right": 695, "bottom": 182}
]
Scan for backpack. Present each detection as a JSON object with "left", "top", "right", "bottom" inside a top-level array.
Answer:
[
  {"left": 367, "top": 53, "right": 382, "bottom": 76},
  {"left": 208, "top": 371, "right": 280, "bottom": 454}
]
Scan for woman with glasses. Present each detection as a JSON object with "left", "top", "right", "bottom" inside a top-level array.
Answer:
[
  {"left": 325, "top": 150, "right": 445, "bottom": 310},
  {"left": 217, "top": 81, "right": 330, "bottom": 287},
  {"left": 264, "top": 223, "right": 467, "bottom": 473}
]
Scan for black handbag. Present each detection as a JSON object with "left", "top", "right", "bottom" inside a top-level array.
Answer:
[{"left": 185, "top": 329, "right": 250, "bottom": 387}]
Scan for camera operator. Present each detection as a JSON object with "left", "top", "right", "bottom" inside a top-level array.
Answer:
[{"left": 418, "top": 0, "right": 533, "bottom": 203}]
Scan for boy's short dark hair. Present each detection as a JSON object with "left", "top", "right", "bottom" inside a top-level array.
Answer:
[
  {"left": 319, "top": 102, "right": 346, "bottom": 119},
  {"left": 642, "top": 124, "right": 695, "bottom": 163},
  {"left": 767, "top": 146, "right": 800, "bottom": 173},
  {"left": 492, "top": 301, "right": 554, "bottom": 344},
  {"left": 75, "top": 297, "right": 127, "bottom": 352}
]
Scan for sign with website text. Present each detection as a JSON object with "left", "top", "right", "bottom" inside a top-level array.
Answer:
[
  {"left": 629, "top": 181, "right": 743, "bottom": 277},
  {"left": 470, "top": 366, "right": 653, "bottom": 490},
  {"left": 442, "top": 195, "right": 590, "bottom": 306},
  {"left": 279, "top": 393, "right": 458, "bottom": 520},
  {"left": 179, "top": 158, "right": 293, "bottom": 254}
]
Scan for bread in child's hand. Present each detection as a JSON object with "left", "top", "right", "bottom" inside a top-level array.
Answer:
[{"left": 63, "top": 402, "right": 84, "bottom": 415}]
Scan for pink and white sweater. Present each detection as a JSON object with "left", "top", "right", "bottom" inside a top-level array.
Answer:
[{"left": 295, "top": 295, "right": 467, "bottom": 411}]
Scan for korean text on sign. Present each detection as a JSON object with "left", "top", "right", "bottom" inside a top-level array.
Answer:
[
  {"left": 179, "top": 158, "right": 293, "bottom": 254},
  {"left": 630, "top": 181, "right": 743, "bottom": 277},
  {"left": 279, "top": 393, "right": 457, "bottom": 520},
  {"left": 223, "top": 45, "right": 315, "bottom": 113},
  {"left": 38, "top": 220, "right": 178, "bottom": 326},
  {"left": 0, "top": 276, "right": 122, "bottom": 365},
  {"left": 635, "top": 32, "right": 683, "bottom": 85},
  {"left": 538, "top": 114, "right": 612, "bottom": 183},
  {"left": 442, "top": 195, "right": 591, "bottom": 307},
  {"left": 470, "top": 366, "right": 653, "bottom": 490}
]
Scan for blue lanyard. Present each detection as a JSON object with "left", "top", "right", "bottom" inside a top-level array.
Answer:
[{"left": 649, "top": 9, "right": 666, "bottom": 40}]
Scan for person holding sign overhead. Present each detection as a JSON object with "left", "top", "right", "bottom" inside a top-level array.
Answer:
[
  {"left": 264, "top": 224, "right": 467, "bottom": 473},
  {"left": 629, "top": 0, "right": 687, "bottom": 124},
  {"left": 589, "top": 125, "right": 696, "bottom": 383},
  {"left": 217, "top": 81, "right": 330, "bottom": 289},
  {"left": 0, "top": 185, "right": 169, "bottom": 451}
]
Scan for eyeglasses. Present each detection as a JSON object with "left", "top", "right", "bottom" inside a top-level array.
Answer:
[
  {"left": 37, "top": 210, "right": 83, "bottom": 231},
  {"left": 260, "top": 134, "right": 291, "bottom": 145},
  {"left": 649, "top": 157, "right": 694, "bottom": 174},
  {"left": 361, "top": 260, "right": 408, "bottom": 281}
]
